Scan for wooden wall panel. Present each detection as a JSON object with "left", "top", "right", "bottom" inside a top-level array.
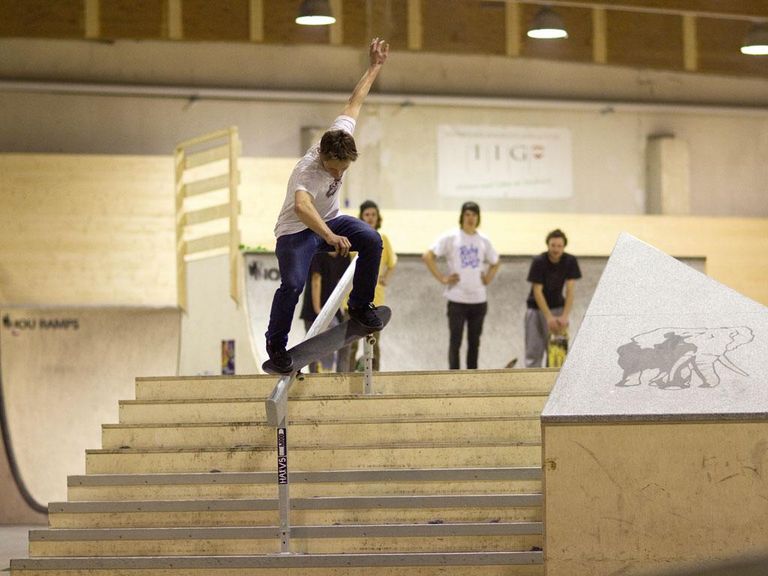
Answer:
[
  {"left": 596, "top": 0, "right": 768, "bottom": 19},
  {"left": 421, "top": 0, "right": 505, "bottom": 56},
  {"left": 100, "top": 0, "right": 165, "bottom": 39},
  {"left": 521, "top": 5, "right": 593, "bottom": 63},
  {"left": 182, "top": 0, "right": 250, "bottom": 42},
  {"left": 698, "top": 17, "right": 768, "bottom": 77},
  {"left": 0, "top": 155, "right": 176, "bottom": 307},
  {"left": 263, "top": 0, "right": 329, "bottom": 45},
  {"left": 0, "top": 0, "right": 83, "bottom": 38},
  {"left": 2, "top": 154, "right": 766, "bottom": 307},
  {"left": 0, "top": 1, "right": 765, "bottom": 81},
  {"left": 608, "top": 10, "right": 684, "bottom": 70},
  {"left": 342, "top": 0, "right": 408, "bottom": 51}
]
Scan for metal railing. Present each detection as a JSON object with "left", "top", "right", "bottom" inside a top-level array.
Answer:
[{"left": 265, "top": 254, "right": 359, "bottom": 553}]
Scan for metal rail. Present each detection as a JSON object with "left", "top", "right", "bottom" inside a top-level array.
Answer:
[{"left": 265, "top": 254, "right": 358, "bottom": 553}]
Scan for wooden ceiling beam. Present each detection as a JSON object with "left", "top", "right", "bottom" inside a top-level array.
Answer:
[{"left": 592, "top": 7, "right": 607, "bottom": 64}]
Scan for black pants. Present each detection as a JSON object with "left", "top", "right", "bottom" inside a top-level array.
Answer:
[{"left": 447, "top": 301, "right": 488, "bottom": 370}]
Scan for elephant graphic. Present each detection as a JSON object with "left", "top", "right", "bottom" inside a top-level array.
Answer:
[{"left": 615, "top": 327, "right": 753, "bottom": 390}]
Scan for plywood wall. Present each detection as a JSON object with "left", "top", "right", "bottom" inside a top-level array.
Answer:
[
  {"left": 0, "top": 154, "right": 176, "bottom": 306},
  {"left": 1, "top": 153, "right": 766, "bottom": 308},
  {"left": 1, "top": 0, "right": 766, "bottom": 78},
  {"left": 544, "top": 421, "right": 768, "bottom": 574},
  {"left": 240, "top": 157, "right": 768, "bottom": 306}
]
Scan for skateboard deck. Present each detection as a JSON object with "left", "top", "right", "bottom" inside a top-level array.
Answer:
[
  {"left": 547, "top": 330, "right": 569, "bottom": 368},
  {"left": 263, "top": 306, "right": 392, "bottom": 375}
]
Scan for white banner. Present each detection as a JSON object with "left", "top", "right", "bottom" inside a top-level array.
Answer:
[{"left": 437, "top": 124, "right": 573, "bottom": 199}]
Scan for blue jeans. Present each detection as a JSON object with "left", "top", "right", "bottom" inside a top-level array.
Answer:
[{"left": 265, "top": 215, "right": 382, "bottom": 348}]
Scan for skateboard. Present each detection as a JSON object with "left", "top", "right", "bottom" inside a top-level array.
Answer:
[
  {"left": 547, "top": 330, "right": 569, "bottom": 368},
  {"left": 262, "top": 306, "right": 392, "bottom": 375}
]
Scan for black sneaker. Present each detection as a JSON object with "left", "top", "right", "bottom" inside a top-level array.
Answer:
[
  {"left": 348, "top": 303, "right": 383, "bottom": 332},
  {"left": 266, "top": 341, "right": 293, "bottom": 373}
]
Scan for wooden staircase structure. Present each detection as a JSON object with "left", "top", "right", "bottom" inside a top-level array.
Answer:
[{"left": 12, "top": 369, "right": 554, "bottom": 575}]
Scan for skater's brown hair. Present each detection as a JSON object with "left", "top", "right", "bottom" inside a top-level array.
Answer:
[{"left": 320, "top": 130, "right": 358, "bottom": 162}]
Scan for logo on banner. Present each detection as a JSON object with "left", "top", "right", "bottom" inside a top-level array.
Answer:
[
  {"left": 277, "top": 428, "right": 288, "bottom": 485},
  {"left": 2, "top": 314, "right": 80, "bottom": 335},
  {"left": 437, "top": 124, "right": 573, "bottom": 199},
  {"left": 249, "top": 261, "right": 281, "bottom": 282}
]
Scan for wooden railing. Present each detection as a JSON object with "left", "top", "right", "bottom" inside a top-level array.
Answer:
[{"left": 174, "top": 128, "right": 241, "bottom": 310}]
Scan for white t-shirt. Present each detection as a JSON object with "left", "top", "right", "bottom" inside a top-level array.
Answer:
[
  {"left": 430, "top": 228, "right": 500, "bottom": 304},
  {"left": 274, "top": 115, "right": 356, "bottom": 238}
]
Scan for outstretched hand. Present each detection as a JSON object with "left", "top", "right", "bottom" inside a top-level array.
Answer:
[{"left": 369, "top": 37, "right": 389, "bottom": 67}]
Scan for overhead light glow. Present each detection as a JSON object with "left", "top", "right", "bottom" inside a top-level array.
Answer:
[
  {"left": 527, "top": 7, "right": 568, "bottom": 40},
  {"left": 741, "top": 23, "right": 768, "bottom": 55},
  {"left": 528, "top": 28, "right": 569, "bottom": 39},
  {"left": 296, "top": 0, "right": 335, "bottom": 26}
]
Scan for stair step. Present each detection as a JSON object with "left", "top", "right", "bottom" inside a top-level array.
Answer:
[
  {"left": 102, "top": 416, "right": 542, "bottom": 449},
  {"left": 29, "top": 522, "right": 543, "bottom": 555},
  {"left": 68, "top": 467, "right": 542, "bottom": 500},
  {"left": 48, "top": 494, "right": 543, "bottom": 528},
  {"left": 118, "top": 394, "right": 548, "bottom": 424},
  {"left": 134, "top": 369, "right": 556, "bottom": 400},
  {"left": 12, "top": 551, "right": 544, "bottom": 573},
  {"left": 85, "top": 442, "right": 542, "bottom": 474}
]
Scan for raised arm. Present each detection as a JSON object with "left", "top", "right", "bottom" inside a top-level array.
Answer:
[{"left": 342, "top": 38, "right": 389, "bottom": 120}]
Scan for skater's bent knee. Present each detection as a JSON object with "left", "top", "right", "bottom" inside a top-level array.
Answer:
[
  {"left": 360, "top": 230, "right": 383, "bottom": 252},
  {"left": 277, "top": 282, "right": 304, "bottom": 298}
]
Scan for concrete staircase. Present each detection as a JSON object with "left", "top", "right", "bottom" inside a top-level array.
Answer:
[{"left": 11, "top": 369, "right": 554, "bottom": 575}]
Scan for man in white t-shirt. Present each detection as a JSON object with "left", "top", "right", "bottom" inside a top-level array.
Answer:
[
  {"left": 423, "top": 202, "right": 500, "bottom": 370},
  {"left": 265, "top": 38, "right": 389, "bottom": 373}
]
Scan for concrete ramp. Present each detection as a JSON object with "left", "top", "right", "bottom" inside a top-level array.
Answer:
[
  {"left": 0, "top": 308, "right": 179, "bottom": 508},
  {"left": 542, "top": 233, "right": 768, "bottom": 575},
  {"left": 542, "top": 232, "right": 766, "bottom": 421}
]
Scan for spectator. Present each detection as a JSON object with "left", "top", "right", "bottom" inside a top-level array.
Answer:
[
  {"left": 524, "top": 229, "right": 581, "bottom": 367},
  {"left": 423, "top": 202, "right": 500, "bottom": 370},
  {"left": 348, "top": 200, "right": 397, "bottom": 371}
]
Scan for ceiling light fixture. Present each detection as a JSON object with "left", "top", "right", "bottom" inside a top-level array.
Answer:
[
  {"left": 741, "top": 22, "right": 768, "bottom": 55},
  {"left": 527, "top": 6, "right": 569, "bottom": 39},
  {"left": 295, "top": 0, "right": 336, "bottom": 26}
]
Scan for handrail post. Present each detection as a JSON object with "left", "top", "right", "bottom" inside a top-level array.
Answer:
[
  {"left": 277, "top": 417, "right": 290, "bottom": 552},
  {"left": 363, "top": 334, "right": 375, "bottom": 395}
]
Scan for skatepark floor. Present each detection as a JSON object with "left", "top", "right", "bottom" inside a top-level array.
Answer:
[{"left": 0, "top": 525, "right": 36, "bottom": 572}]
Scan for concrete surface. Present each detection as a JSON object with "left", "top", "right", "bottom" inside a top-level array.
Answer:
[
  {"left": 0, "top": 308, "right": 180, "bottom": 510},
  {"left": 0, "top": 525, "right": 35, "bottom": 571}
]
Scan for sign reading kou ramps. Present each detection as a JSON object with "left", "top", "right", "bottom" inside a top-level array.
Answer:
[{"left": 2, "top": 314, "right": 80, "bottom": 333}]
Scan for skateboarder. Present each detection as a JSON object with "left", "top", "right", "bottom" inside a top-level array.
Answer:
[
  {"left": 524, "top": 229, "right": 581, "bottom": 368},
  {"left": 265, "top": 38, "right": 390, "bottom": 374}
]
